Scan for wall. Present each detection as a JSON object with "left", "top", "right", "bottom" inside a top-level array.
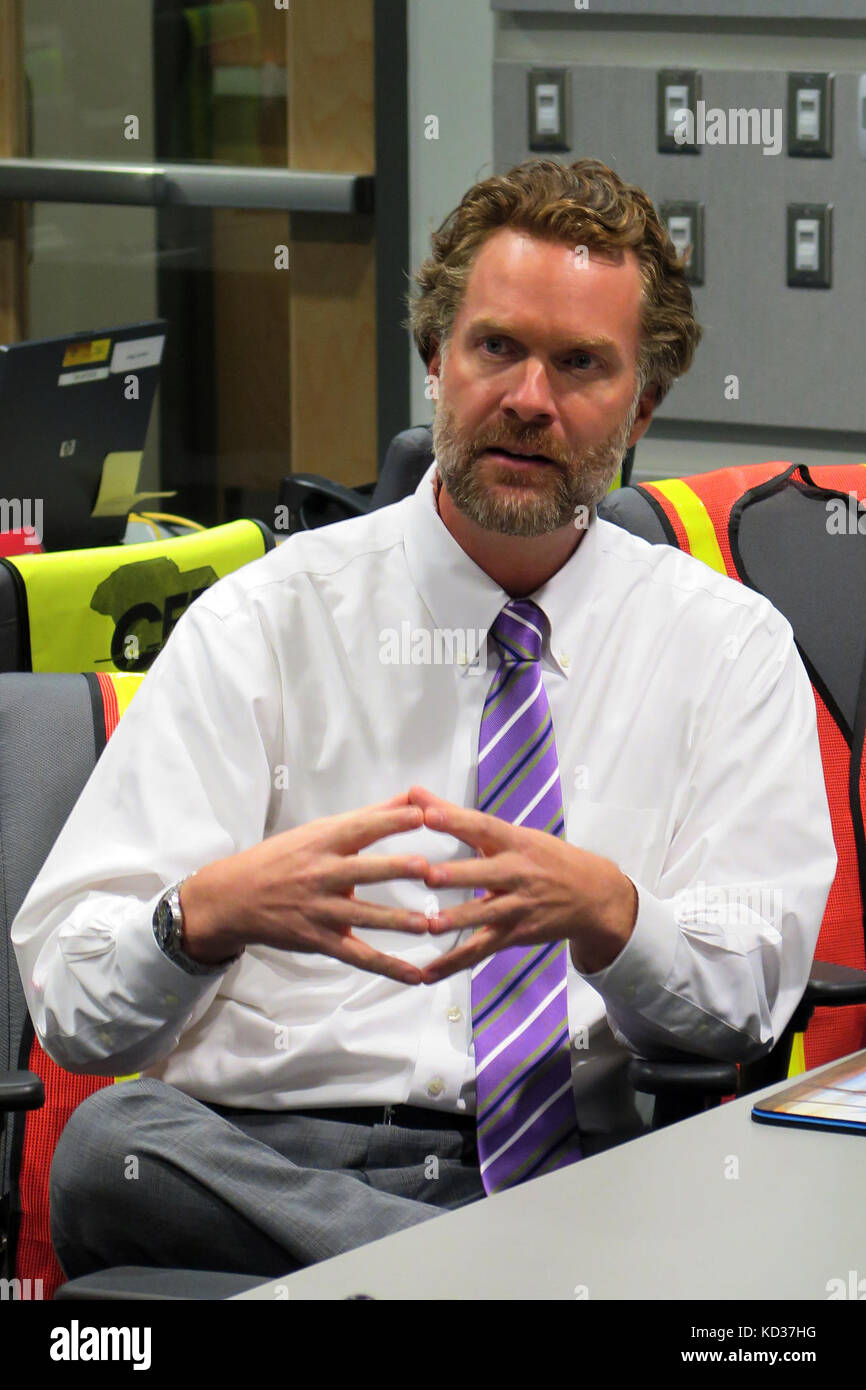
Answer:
[{"left": 408, "top": 0, "right": 866, "bottom": 481}]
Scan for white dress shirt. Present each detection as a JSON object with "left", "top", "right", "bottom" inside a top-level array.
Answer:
[{"left": 11, "top": 461, "right": 837, "bottom": 1139}]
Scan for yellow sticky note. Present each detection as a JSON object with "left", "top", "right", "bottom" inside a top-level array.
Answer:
[{"left": 91, "top": 452, "right": 176, "bottom": 517}]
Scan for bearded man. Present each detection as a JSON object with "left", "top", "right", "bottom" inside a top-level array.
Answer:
[{"left": 13, "top": 158, "right": 835, "bottom": 1283}]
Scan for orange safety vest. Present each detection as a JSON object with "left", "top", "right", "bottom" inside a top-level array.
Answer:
[{"left": 633, "top": 461, "right": 866, "bottom": 1076}]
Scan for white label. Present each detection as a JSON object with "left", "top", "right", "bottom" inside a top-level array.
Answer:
[
  {"left": 57, "top": 367, "right": 110, "bottom": 387},
  {"left": 109, "top": 335, "right": 165, "bottom": 374}
]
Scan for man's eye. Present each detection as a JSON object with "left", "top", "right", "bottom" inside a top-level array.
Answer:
[{"left": 481, "top": 339, "right": 596, "bottom": 370}]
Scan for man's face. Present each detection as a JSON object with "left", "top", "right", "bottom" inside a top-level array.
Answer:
[{"left": 428, "top": 228, "right": 656, "bottom": 536}]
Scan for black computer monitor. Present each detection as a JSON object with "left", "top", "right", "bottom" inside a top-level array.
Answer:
[{"left": 0, "top": 320, "right": 167, "bottom": 551}]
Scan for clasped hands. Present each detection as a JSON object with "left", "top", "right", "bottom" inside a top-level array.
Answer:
[{"left": 338, "top": 785, "right": 638, "bottom": 985}]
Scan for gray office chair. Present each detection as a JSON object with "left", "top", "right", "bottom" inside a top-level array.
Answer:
[{"left": 0, "top": 673, "right": 268, "bottom": 1300}]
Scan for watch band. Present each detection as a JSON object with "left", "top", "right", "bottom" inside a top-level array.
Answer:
[{"left": 152, "top": 876, "right": 243, "bottom": 976}]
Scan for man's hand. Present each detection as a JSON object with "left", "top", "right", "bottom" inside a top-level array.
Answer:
[
  {"left": 407, "top": 785, "right": 638, "bottom": 983},
  {"left": 180, "top": 793, "right": 433, "bottom": 985}
]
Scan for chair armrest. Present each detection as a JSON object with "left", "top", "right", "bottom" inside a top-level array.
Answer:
[
  {"left": 277, "top": 474, "right": 374, "bottom": 533},
  {"left": 0, "top": 1069, "right": 44, "bottom": 1114},
  {"left": 627, "top": 956, "right": 866, "bottom": 1127},
  {"left": 803, "top": 960, "right": 866, "bottom": 1007},
  {"left": 627, "top": 1059, "right": 740, "bottom": 1097}
]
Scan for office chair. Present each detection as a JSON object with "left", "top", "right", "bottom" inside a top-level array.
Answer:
[
  {"left": 4, "top": 454, "right": 866, "bottom": 1298},
  {"left": 0, "top": 672, "right": 267, "bottom": 1301},
  {"left": 600, "top": 460, "right": 866, "bottom": 1122},
  {"left": 0, "top": 519, "right": 274, "bottom": 673}
]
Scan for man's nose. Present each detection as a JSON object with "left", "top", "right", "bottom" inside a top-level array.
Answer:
[{"left": 498, "top": 359, "right": 557, "bottom": 420}]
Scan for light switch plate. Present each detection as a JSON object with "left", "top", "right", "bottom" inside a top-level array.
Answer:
[
  {"left": 787, "top": 72, "right": 833, "bottom": 157},
  {"left": 786, "top": 203, "right": 832, "bottom": 287},
  {"left": 528, "top": 69, "right": 569, "bottom": 151},
  {"left": 659, "top": 201, "right": 705, "bottom": 285}
]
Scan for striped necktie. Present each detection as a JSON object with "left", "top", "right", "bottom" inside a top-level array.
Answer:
[{"left": 472, "top": 598, "right": 583, "bottom": 1194}]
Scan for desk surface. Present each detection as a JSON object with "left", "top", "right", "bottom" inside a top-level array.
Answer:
[{"left": 234, "top": 1053, "right": 866, "bottom": 1300}]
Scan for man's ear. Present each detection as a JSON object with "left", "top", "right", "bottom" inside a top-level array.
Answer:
[{"left": 627, "top": 384, "right": 658, "bottom": 448}]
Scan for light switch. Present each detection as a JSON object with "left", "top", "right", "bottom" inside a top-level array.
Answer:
[
  {"left": 535, "top": 84, "right": 560, "bottom": 136},
  {"left": 659, "top": 200, "right": 704, "bottom": 284},
  {"left": 794, "top": 219, "right": 819, "bottom": 272},
  {"left": 787, "top": 73, "right": 833, "bottom": 157},
  {"left": 528, "top": 69, "right": 569, "bottom": 151},
  {"left": 795, "top": 89, "right": 820, "bottom": 142},
  {"left": 668, "top": 216, "right": 693, "bottom": 257},
  {"left": 657, "top": 69, "right": 702, "bottom": 154},
  {"left": 786, "top": 203, "right": 832, "bottom": 287},
  {"left": 664, "top": 85, "right": 690, "bottom": 137}
]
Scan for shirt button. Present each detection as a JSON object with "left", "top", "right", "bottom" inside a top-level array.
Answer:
[
  {"left": 426, "top": 1077, "right": 445, "bottom": 1098},
  {"left": 447, "top": 1006, "right": 463, "bottom": 1022},
  {"left": 560, "top": 653, "right": 571, "bottom": 668}
]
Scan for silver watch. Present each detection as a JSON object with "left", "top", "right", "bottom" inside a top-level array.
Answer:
[{"left": 152, "top": 877, "right": 242, "bottom": 976}]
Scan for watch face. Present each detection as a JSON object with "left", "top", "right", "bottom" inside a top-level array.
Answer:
[{"left": 155, "top": 893, "right": 177, "bottom": 947}]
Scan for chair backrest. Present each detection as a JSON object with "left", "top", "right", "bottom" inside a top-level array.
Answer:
[
  {"left": 0, "top": 672, "right": 143, "bottom": 1296},
  {"left": 600, "top": 460, "right": 866, "bottom": 1076},
  {"left": 0, "top": 518, "right": 274, "bottom": 673}
]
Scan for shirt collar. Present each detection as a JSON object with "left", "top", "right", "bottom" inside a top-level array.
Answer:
[{"left": 402, "top": 460, "right": 603, "bottom": 677}]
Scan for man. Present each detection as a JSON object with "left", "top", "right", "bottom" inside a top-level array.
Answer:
[{"left": 13, "top": 158, "right": 836, "bottom": 1281}]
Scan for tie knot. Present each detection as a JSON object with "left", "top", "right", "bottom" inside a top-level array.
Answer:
[{"left": 490, "top": 599, "right": 545, "bottom": 665}]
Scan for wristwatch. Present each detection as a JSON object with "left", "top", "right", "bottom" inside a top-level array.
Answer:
[{"left": 152, "top": 877, "right": 243, "bottom": 976}]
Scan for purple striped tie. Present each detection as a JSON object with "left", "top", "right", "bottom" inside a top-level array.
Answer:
[{"left": 472, "top": 599, "right": 582, "bottom": 1194}]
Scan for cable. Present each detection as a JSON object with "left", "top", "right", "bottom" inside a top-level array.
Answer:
[
  {"left": 127, "top": 512, "right": 163, "bottom": 541},
  {"left": 137, "top": 512, "right": 206, "bottom": 532}
]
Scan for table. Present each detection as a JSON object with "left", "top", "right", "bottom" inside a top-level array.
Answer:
[{"left": 233, "top": 1052, "right": 866, "bottom": 1300}]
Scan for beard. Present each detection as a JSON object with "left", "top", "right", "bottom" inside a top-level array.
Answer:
[{"left": 431, "top": 388, "right": 641, "bottom": 538}]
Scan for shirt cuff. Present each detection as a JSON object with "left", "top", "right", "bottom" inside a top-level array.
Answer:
[
  {"left": 574, "top": 877, "right": 679, "bottom": 1010},
  {"left": 114, "top": 889, "right": 232, "bottom": 1009}
]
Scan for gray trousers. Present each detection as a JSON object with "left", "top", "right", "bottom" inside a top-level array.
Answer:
[{"left": 49, "top": 1078, "right": 488, "bottom": 1280}]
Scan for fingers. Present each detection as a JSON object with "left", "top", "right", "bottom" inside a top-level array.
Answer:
[
  {"left": 322, "top": 928, "right": 424, "bottom": 987},
  {"left": 424, "top": 891, "right": 514, "bottom": 936},
  {"left": 328, "top": 801, "right": 426, "bottom": 854},
  {"left": 419, "top": 925, "right": 503, "bottom": 985},
  {"left": 407, "top": 785, "right": 512, "bottom": 853},
  {"left": 326, "top": 895, "right": 431, "bottom": 934},
  {"left": 343, "top": 854, "right": 431, "bottom": 885}
]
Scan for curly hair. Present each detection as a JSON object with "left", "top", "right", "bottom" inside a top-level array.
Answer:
[{"left": 404, "top": 157, "right": 702, "bottom": 407}]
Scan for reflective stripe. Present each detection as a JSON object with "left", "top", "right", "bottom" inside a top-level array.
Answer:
[
  {"left": 99, "top": 670, "right": 146, "bottom": 1088},
  {"left": 652, "top": 478, "right": 727, "bottom": 575},
  {"left": 110, "top": 671, "right": 144, "bottom": 720},
  {"left": 787, "top": 1031, "right": 806, "bottom": 1079}
]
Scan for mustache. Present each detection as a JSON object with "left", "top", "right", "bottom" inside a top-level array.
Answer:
[{"left": 479, "top": 442, "right": 562, "bottom": 464}]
